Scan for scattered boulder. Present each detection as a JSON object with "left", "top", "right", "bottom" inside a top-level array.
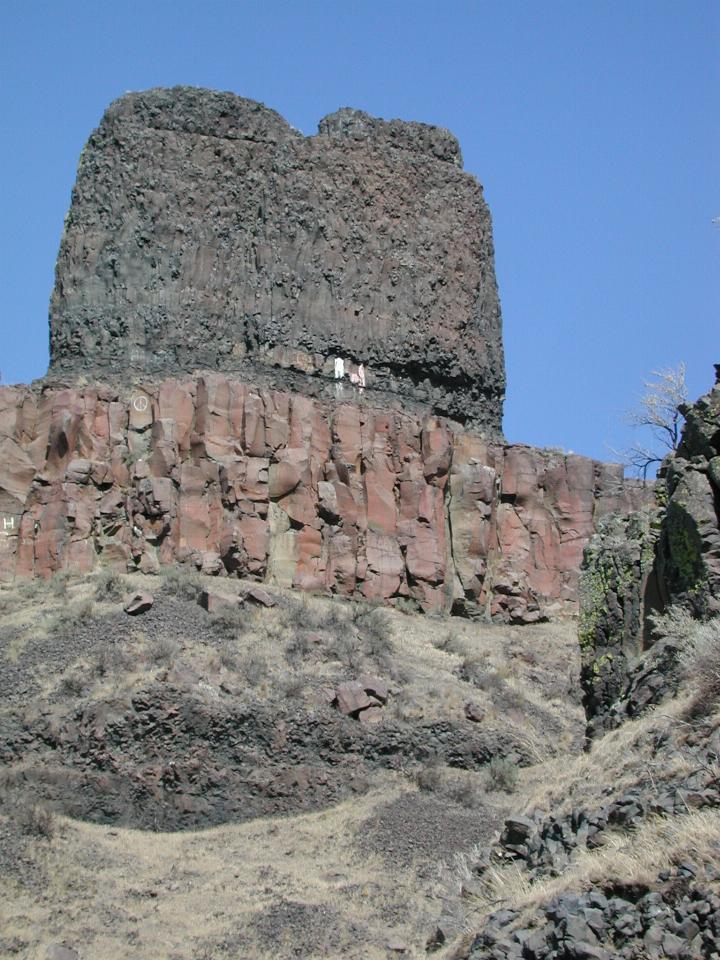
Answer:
[
  {"left": 332, "top": 676, "right": 390, "bottom": 720},
  {"left": 359, "top": 674, "right": 389, "bottom": 704},
  {"left": 123, "top": 592, "right": 153, "bottom": 616},
  {"left": 358, "top": 704, "right": 384, "bottom": 725},
  {"left": 464, "top": 700, "right": 485, "bottom": 723},
  {"left": 334, "top": 681, "right": 374, "bottom": 717},
  {"left": 242, "top": 586, "right": 276, "bottom": 608},
  {"left": 198, "top": 589, "right": 238, "bottom": 615}
]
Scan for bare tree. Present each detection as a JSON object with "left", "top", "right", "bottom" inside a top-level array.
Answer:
[{"left": 617, "top": 363, "right": 688, "bottom": 480}]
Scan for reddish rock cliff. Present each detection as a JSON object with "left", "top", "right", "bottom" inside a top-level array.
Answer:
[{"left": 0, "top": 377, "right": 652, "bottom": 622}]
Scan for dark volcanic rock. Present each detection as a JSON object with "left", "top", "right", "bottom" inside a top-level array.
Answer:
[
  {"left": 576, "top": 366, "right": 720, "bottom": 737},
  {"left": 578, "top": 509, "right": 662, "bottom": 735},
  {"left": 657, "top": 365, "right": 720, "bottom": 615},
  {"left": 49, "top": 86, "right": 505, "bottom": 431}
]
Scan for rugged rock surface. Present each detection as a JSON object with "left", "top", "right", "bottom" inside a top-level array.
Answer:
[
  {"left": 0, "top": 376, "right": 652, "bottom": 621},
  {"left": 658, "top": 363, "right": 720, "bottom": 615},
  {"left": 467, "top": 878, "right": 720, "bottom": 960},
  {"left": 452, "top": 703, "right": 720, "bottom": 960},
  {"left": 578, "top": 366, "right": 720, "bottom": 731},
  {"left": 578, "top": 510, "right": 662, "bottom": 735},
  {"left": 49, "top": 86, "right": 505, "bottom": 430}
]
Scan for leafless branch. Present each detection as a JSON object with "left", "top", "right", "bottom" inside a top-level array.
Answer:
[{"left": 614, "top": 363, "right": 688, "bottom": 479}]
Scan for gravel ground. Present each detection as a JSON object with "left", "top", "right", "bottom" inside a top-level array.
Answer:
[{"left": 360, "top": 792, "right": 502, "bottom": 867}]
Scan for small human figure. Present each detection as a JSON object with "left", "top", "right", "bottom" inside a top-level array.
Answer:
[
  {"left": 350, "top": 371, "right": 360, "bottom": 386},
  {"left": 358, "top": 363, "right": 366, "bottom": 389},
  {"left": 334, "top": 357, "right": 345, "bottom": 380}
]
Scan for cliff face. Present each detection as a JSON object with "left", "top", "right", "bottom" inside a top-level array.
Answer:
[
  {"left": 0, "top": 377, "right": 651, "bottom": 621},
  {"left": 579, "top": 365, "right": 720, "bottom": 734},
  {"left": 49, "top": 87, "right": 505, "bottom": 432},
  {"left": 658, "top": 364, "right": 720, "bottom": 614}
]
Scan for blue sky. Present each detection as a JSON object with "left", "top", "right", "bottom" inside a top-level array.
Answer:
[{"left": 1, "top": 0, "right": 717, "bottom": 464}]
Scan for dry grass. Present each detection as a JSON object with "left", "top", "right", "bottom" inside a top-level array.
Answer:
[
  {"left": 518, "top": 691, "right": 702, "bottom": 818},
  {"left": 452, "top": 807, "right": 720, "bottom": 925},
  {"left": 1, "top": 778, "right": 440, "bottom": 960},
  {"left": 0, "top": 569, "right": 591, "bottom": 960},
  {"left": 431, "top": 807, "right": 720, "bottom": 960}
]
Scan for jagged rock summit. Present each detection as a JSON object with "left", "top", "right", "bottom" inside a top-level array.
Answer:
[{"left": 50, "top": 86, "right": 505, "bottom": 432}]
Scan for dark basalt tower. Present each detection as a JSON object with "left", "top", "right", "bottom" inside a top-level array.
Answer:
[{"left": 49, "top": 86, "right": 505, "bottom": 433}]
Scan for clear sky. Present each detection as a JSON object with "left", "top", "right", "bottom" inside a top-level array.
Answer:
[{"left": 1, "top": 0, "right": 717, "bottom": 465}]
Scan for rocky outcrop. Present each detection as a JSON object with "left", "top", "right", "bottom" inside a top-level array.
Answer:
[
  {"left": 49, "top": 87, "right": 505, "bottom": 431},
  {"left": 657, "top": 363, "right": 720, "bottom": 615},
  {"left": 0, "top": 376, "right": 651, "bottom": 621},
  {"left": 578, "top": 366, "right": 720, "bottom": 731},
  {"left": 578, "top": 510, "right": 662, "bottom": 734},
  {"left": 459, "top": 709, "right": 720, "bottom": 960}
]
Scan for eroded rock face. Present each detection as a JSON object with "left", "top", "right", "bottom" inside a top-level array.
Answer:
[
  {"left": 578, "top": 366, "right": 720, "bottom": 735},
  {"left": 658, "top": 364, "right": 720, "bottom": 615},
  {"left": 49, "top": 86, "right": 505, "bottom": 431},
  {"left": 578, "top": 510, "right": 662, "bottom": 735},
  {"left": 0, "top": 376, "right": 652, "bottom": 622}
]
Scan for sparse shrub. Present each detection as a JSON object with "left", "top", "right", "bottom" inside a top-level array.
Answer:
[
  {"left": 161, "top": 565, "right": 203, "bottom": 601},
  {"left": 332, "top": 633, "right": 364, "bottom": 671},
  {"left": 59, "top": 672, "right": 86, "bottom": 697},
  {"left": 242, "top": 648, "right": 269, "bottom": 686},
  {"left": 17, "top": 804, "right": 55, "bottom": 840},
  {"left": 492, "top": 683, "right": 527, "bottom": 712},
  {"left": 388, "top": 660, "right": 413, "bottom": 685},
  {"left": 416, "top": 762, "right": 445, "bottom": 793},
  {"left": 322, "top": 602, "right": 349, "bottom": 630},
  {"left": 50, "top": 597, "right": 95, "bottom": 634},
  {"left": 280, "top": 673, "right": 305, "bottom": 700},
  {"left": 285, "top": 630, "right": 314, "bottom": 664},
  {"left": 283, "top": 596, "right": 315, "bottom": 631},
  {"left": 283, "top": 596, "right": 347, "bottom": 633},
  {"left": 210, "top": 606, "right": 246, "bottom": 640},
  {"left": 149, "top": 636, "right": 179, "bottom": 666},
  {"left": 260, "top": 619, "right": 284, "bottom": 644},
  {"left": 485, "top": 757, "right": 519, "bottom": 794},
  {"left": 391, "top": 690, "right": 423, "bottom": 722},
  {"left": 432, "top": 630, "right": 454, "bottom": 651},
  {"left": 354, "top": 606, "right": 394, "bottom": 671},
  {"left": 94, "top": 568, "right": 125, "bottom": 602},
  {"left": 18, "top": 578, "right": 41, "bottom": 600},
  {"left": 395, "top": 596, "right": 419, "bottom": 615},
  {"left": 459, "top": 656, "right": 503, "bottom": 688},
  {"left": 441, "top": 634, "right": 472, "bottom": 657},
  {"left": 677, "top": 614, "right": 720, "bottom": 715},
  {"left": 218, "top": 645, "right": 239, "bottom": 672},
  {"left": 356, "top": 606, "right": 391, "bottom": 646},
  {"left": 415, "top": 764, "right": 483, "bottom": 808},
  {"left": 50, "top": 571, "right": 70, "bottom": 597},
  {"left": 94, "top": 643, "right": 128, "bottom": 677},
  {"left": 448, "top": 778, "right": 484, "bottom": 809}
]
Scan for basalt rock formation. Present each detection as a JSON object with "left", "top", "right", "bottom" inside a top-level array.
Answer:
[
  {"left": 658, "top": 363, "right": 720, "bottom": 614},
  {"left": 579, "top": 365, "right": 720, "bottom": 733},
  {"left": 0, "top": 376, "right": 651, "bottom": 622},
  {"left": 49, "top": 87, "right": 505, "bottom": 431},
  {"left": 1, "top": 87, "right": 659, "bottom": 620}
]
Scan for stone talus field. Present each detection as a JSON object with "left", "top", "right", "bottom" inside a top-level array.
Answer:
[
  {"left": 49, "top": 87, "right": 505, "bottom": 430},
  {"left": 0, "top": 376, "right": 651, "bottom": 621}
]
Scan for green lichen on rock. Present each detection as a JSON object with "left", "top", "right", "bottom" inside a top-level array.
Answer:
[
  {"left": 578, "top": 509, "right": 660, "bottom": 733},
  {"left": 663, "top": 498, "right": 706, "bottom": 597}
]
